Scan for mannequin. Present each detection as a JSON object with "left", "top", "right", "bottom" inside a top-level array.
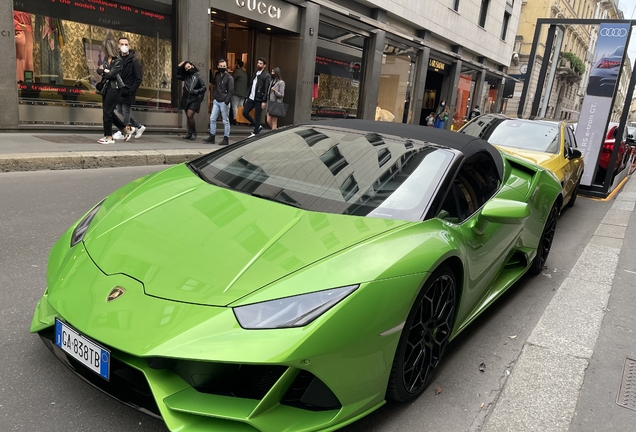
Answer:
[{"left": 14, "top": 11, "right": 34, "bottom": 82}]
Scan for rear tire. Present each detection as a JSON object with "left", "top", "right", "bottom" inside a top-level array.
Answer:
[
  {"left": 387, "top": 266, "right": 457, "bottom": 402},
  {"left": 529, "top": 203, "right": 559, "bottom": 275}
]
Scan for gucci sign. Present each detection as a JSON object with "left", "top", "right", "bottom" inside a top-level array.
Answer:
[{"left": 236, "top": 0, "right": 282, "bottom": 19}]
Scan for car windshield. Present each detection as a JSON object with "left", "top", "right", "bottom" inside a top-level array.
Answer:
[
  {"left": 462, "top": 118, "right": 560, "bottom": 154},
  {"left": 189, "top": 125, "right": 455, "bottom": 221}
]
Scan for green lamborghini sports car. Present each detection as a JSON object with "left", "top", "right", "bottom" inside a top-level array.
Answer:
[{"left": 31, "top": 120, "right": 562, "bottom": 432}]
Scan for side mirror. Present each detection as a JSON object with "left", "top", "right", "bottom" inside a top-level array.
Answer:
[
  {"left": 471, "top": 199, "right": 530, "bottom": 234},
  {"left": 569, "top": 149, "right": 582, "bottom": 159}
]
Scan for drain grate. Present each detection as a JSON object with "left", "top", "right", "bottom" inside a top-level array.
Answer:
[{"left": 617, "top": 357, "right": 636, "bottom": 411}]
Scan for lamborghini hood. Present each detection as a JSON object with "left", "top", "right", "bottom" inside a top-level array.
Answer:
[{"left": 84, "top": 164, "right": 406, "bottom": 306}]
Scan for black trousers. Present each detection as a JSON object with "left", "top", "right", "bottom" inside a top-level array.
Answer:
[
  {"left": 102, "top": 87, "right": 126, "bottom": 136},
  {"left": 243, "top": 98, "right": 263, "bottom": 134}
]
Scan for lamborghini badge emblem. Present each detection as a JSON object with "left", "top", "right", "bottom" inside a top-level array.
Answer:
[{"left": 107, "top": 286, "right": 126, "bottom": 302}]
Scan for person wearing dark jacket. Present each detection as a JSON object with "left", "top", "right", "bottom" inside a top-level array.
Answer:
[
  {"left": 96, "top": 37, "right": 127, "bottom": 144},
  {"left": 231, "top": 60, "right": 248, "bottom": 125},
  {"left": 204, "top": 58, "right": 234, "bottom": 145},
  {"left": 113, "top": 37, "right": 145, "bottom": 141},
  {"left": 176, "top": 60, "right": 207, "bottom": 140},
  {"left": 243, "top": 57, "right": 271, "bottom": 137},
  {"left": 468, "top": 105, "right": 481, "bottom": 121}
]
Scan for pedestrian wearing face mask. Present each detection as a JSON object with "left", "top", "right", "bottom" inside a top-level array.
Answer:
[
  {"left": 434, "top": 100, "right": 449, "bottom": 129},
  {"left": 112, "top": 37, "right": 146, "bottom": 141},
  {"left": 176, "top": 60, "right": 206, "bottom": 140},
  {"left": 266, "top": 67, "right": 285, "bottom": 130},
  {"left": 204, "top": 58, "right": 234, "bottom": 145},
  {"left": 243, "top": 57, "right": 271, "bottom": 137}
]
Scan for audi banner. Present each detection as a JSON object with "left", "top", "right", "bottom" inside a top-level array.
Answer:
[{"left": 575, "top": 23, "right": 630, "bottom": 186}]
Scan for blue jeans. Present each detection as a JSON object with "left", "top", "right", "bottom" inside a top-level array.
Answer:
[{"left": 210, "top": 99, "right": 230, "bottom": 137}]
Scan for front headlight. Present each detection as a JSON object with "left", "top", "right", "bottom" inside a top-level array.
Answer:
[
  {"left": 70, "top": 199, "right": 105, "bottom": 247},
  {"left": 234, "top": 285, "right": 358, "bottom": 329}
]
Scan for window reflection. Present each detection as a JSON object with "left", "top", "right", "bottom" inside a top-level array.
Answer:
[{"left": 192, "top": 126, "right": 455, "bottom": 221}]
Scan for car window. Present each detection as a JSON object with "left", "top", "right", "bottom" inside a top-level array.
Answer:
[
  {"left": 563, "top": 127, "right": 572, "bottom": 152},
  {"left": 438, "top": 152, "right": 500, "bottom": 224},
  {"left": 190, "top": 125, "right": 456, "bottom": 222},
  {"left": 462, "top": 118, "right": 560, "bottom": 154},
  {"left": 565, "top": 127, "right": 578, "bottom": 149}
]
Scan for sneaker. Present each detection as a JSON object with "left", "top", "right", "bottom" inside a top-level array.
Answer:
[
  {"left": 113, "top": 131, "right": 124, "bottom": 140},
  {"left": 256, "top": 125, "right": 264, "bottom": 135},
  {"left": 124, "top": 127, "right": 136, "bottom": 142},
  {"left": 134, "top": 125, "right": 146, "bottom": 138},
  {"left": 98, "top": 136, "right": 114, "bottom": 144},
  {"left": 248, "top": 133, "right": 256, "bottom": 138}
]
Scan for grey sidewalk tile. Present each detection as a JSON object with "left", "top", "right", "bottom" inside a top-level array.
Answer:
[
  {"left": 526, "top": 277, "right": 612, "bottom": 358},
  {"left": 482, "top": 344, "right": 588, "bottom": 432},
  {"left": 569, "top": 243, "right": 620, "bottom": 285},
  {"left": 140, "top": 150, "right": 167, "bottom": 165},
  {"left": 588, "top": 235, "right": 623, "bottom": 250},
  {"left": 611, "top": 200, "right": 635, "bottom": 211},
  {"left": 594, "top": 223, "right": 627, "bottom": 239},
  {"left": 616, "top": 191, "right": 636, "bottom": 202},
  {"left": 601, "top": 210, "right": 632, "bottom": 227}
]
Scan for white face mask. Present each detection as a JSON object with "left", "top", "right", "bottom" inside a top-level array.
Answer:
[{"left": 120, "top": 46, "right": 130, "bottom": 54}]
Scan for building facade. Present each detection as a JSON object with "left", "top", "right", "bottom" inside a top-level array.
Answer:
[{"left": 2, "top": 0, "right": 522, "bottom": 132}]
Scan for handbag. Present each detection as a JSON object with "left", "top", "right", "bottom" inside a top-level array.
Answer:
[
  {"left": 95, "top": 80, "right": 104, "bottom": 92},
  {"left": 268, "top": 101, "right": 288, "bottom": 118}
]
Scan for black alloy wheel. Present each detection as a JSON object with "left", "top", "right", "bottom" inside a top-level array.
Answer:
[
  {"left": 529, "top": 203, "right": 559, "bottom": 275},
  {"left": 387, "top": 266, "right": 457, "bottom": 402}
]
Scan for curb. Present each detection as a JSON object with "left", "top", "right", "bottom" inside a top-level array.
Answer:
[{"left": 0, "top": 149, "right": 210, "bottom": 172}]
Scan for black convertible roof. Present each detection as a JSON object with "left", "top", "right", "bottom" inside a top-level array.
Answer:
[{"left": 305, "top": 119, "right": 504, "bottom": 177}]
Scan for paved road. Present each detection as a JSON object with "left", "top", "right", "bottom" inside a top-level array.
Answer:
[{"left": 0, "top": 166, "right": 612, "bottom": 431}]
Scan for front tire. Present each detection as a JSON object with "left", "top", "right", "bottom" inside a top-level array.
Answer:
[
  {"left": 387, "top": 266, "right": 457, "bottom": 402},
  {"left": 529, "top": 203, "right": 559, "bottom": 275}
]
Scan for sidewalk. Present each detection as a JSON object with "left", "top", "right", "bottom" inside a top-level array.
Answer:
[
  {"left": 481, "top": 177, "right": 636, "bottom": 431},
  {"left": 0, "top": 125, "right": 254, "bottom": 172}
]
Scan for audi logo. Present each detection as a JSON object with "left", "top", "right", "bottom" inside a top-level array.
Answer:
[{"left": 599, "top": 28, "right": 628, "bottom": 37}]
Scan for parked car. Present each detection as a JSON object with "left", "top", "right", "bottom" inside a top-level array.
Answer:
[
  {"left": 597, "top": 122, "right": 631, "bottom": 181},
  {"left": 587, "top": 46, "right": 624, "bottom": 97},
  {"left": 459, "top": 113, "right": 584, "bottom": 208},
  {"left": 31, "top": 120, "right": 563, "bottom": 432}
]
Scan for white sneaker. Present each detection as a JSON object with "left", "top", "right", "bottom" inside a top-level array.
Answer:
[
  {"left": 98, "top": 136, "right": 114, "bottom": 144},
  {"left": 248, "top": 133, "right": 256, "bottom": 138},
  {"left": 124, "top": 127, "right": 136, "bottom": 142},
  {"left": 134, "top": 125, "right": 146, "bottom": 138},
  {"left": 113, "top": 131, "right": 124, "bottom": 140}
]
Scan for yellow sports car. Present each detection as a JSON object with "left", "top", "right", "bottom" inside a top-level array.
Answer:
[{"left": 460, "top": 114, "right": 584, "bottom": 208}]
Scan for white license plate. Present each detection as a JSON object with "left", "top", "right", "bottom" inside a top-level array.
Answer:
[{"left": 55, "top": 319, "right": 110, "bottom": 380}]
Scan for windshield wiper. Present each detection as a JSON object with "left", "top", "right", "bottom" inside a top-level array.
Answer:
[
  {"left": 187, "top": 163, "right": 208, "bottom": 181},
  {"left": 250, "top": 192, "right": 303, "bottom": 209}
]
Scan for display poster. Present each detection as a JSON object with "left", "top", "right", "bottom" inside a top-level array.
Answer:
[{"left": 575, "top": 23, "right": 629, "bottom": 186}]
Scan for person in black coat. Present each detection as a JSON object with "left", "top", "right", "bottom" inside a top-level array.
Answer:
[
  {"left": 243, "top": 57, "right": 271, "bottom": 136},
  {"left": 113, "top": 37, "right": 145, "bottom": 141},
  {"left": 176, "top": 60, "right": 207, "bottom": 140},
  {"left": 96, "top": 36, "right": 127, "bottom": 144}
]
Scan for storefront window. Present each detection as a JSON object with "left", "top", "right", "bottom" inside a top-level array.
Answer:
[
  {"left": 482, "top": 76, "right": 500, "bottom": 114},
  {"left": 452, "top": 66, "right": 477, "bottom": 130},
  {"left": 14, "top": 0, "right": 173, "bottom": 108},
  {"left": 376, "top": 42, "right": 417, "bottom": 123},
  {"left": 312, "top": 22, "right": 367, "bottom": 119}
]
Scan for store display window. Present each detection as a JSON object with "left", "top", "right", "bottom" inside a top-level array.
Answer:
[
  {"left": 376, "top": 41, "right": 417, "bottom": 123},
  {"left": 481, "top": 76, "right": 500, "bottom": 114},
  {"left": 452, "top": 66, "right": 477, "bottom": 130},
  {"left": 13, "top": 0, "right": 173, "bottom": 108},
  {"left": 312, "top": 22, "right": 367, "bottom": 119}
]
